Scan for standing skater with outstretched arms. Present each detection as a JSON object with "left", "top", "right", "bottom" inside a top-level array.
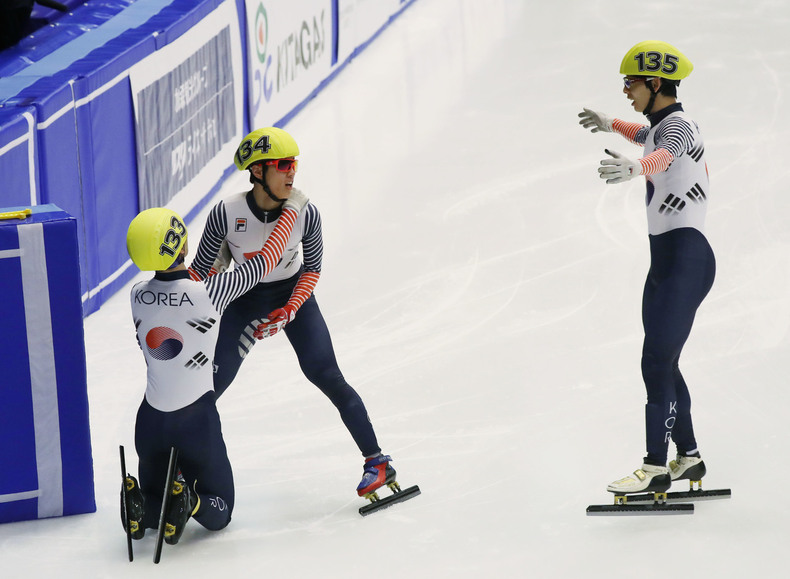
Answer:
[{"left": 578, "top": 40, "right": 715, "bottom": 497}]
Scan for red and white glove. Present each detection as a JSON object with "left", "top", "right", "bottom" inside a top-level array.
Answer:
[
  {"left": 254, "top": 271, "right": 319, "bottom": 339},
  {"left": 253, "top": 305, "right": 297, "bottom": 340}
]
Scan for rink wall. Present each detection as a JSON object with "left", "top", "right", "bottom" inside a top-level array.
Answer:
[
  {"left": 0, "top": 205, "right": 95, "bottom": 524},
  {"left": 0, "top": 0, "right": 417, "bottom": 316}
]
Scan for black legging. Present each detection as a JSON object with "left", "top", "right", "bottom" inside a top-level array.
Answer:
[
  {"left": 135, "top": 392, "right": 234, "bottom": 531},
  {"left": 641, "top": 228, "right": 715, "bottom": 466},
  {"left": 213, "top": 272, "right": 381, "bottom": 457}
]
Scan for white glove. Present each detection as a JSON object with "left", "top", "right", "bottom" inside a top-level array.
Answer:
[
  {"left": 283, "top": 188, "right": 309, "bottom": 213},
  {"left": 211, "top": 239, "right": 232, "bottom": 274},
  {"left": 598, "top": 149, "right": 642, "bottom": 184},
  {"left": 578, "top": 108, "right": 613, "bottom": 133}
]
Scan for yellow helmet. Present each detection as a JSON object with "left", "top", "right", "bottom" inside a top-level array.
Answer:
[
  {"left": 126, "top": 208, "right": 187, "bottom": 271},
  {"left": 620, "top": 40, "right": 693, "bottom": 81},
  {"left": 233, "top": 127, "right": 300, "bottom": 171}
]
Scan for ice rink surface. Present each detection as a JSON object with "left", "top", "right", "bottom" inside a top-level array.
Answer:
[{"left": 3, "top": 0, "right": 789, "bottom": 576}]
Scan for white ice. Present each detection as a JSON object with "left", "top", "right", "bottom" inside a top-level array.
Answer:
[{"left": 2, "top": 0, "right": 790, "bottom": 577}]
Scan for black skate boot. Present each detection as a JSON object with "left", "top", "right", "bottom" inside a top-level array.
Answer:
[
  {"left": 120, "top": 474, "right": 145, "bottom": 540},
  {"left": 164, "top": 473, "right": 199, "bottom": 545},
  {"left": 669, "top": 454, "right": 707, "bottom": 482}
]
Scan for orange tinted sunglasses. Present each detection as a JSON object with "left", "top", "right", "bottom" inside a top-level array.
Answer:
[{"left": 265, "top": 158, "right": 298, "bottom": 172}]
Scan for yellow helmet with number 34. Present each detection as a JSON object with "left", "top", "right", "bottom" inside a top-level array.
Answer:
[
  {"left": 620, "top": 40, "right": 693, "bottom": 81},
  {"left": 234, "top": 127, "right": 300, "bottom": 171}
]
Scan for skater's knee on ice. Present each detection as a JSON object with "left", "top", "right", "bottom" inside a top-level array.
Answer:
[
  {"left": 197, "top": 514, "right": 231, "bottom": 531},
  {"left": 193, "top": 498, "right": 232, "bottom": 531}
]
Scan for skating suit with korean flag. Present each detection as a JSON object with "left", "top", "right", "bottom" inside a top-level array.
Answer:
[
  {"left": 130, "top": 254, "right": 274, "bottom": 532},
  {"left": 628, "top": 103, "right": 716, "bottom": 466},
  {"left": 132, "top": 274, "right": 224, "bottom": 412},
  {"left": 640, "top": 104, "right": 709, "bottom": 236},
  {"left": 191, "top": 191, "right": 382, "bottom": 458}
]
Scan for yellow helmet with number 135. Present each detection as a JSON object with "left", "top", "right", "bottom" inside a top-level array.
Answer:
[{"left": 620, "top": 40, "right": 693, "bottom": 81}]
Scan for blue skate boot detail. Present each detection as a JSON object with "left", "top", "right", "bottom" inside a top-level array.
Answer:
[{"left": 356, "top": 454, "right": 397, "bottom": 498}]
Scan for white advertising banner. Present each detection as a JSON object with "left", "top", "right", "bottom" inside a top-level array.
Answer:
[
  {"left": 129, "top": 0, "right": 244, "bottom": 218},
  {"left": 337, "top": 0, "right": 406, "bottom": 63},
  {"left": 244, "top": 0, "right": 334, "bottom": 129}
]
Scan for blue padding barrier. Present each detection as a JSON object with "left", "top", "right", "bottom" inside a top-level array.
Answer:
[
  {"left": 0, "top": 204, "right": 95, "bottom": 524},
  {"left": 0, "top": 108, "right": 37, "bottom": 208}
]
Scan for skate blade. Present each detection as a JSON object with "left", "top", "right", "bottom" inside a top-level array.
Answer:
[
  {"left": 624, "top": 488, "right": 731, "bottom": 504},
  {"left": 359, "top": 485, "right": 420, "bottom": 516},
  {"left": 587, "top": 502, "right": 694, "bottom": 515}
]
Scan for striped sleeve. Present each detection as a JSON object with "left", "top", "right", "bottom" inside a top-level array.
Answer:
[
  {"left": 281, "top": 204, "right": 323, "bottom": 314},
  {"left": 205, "top": 207, "right": 299, "bottom": 314},
  {"left": 612, "top": 118, "right": 650, "bottom": 146},
  {"left": 637, "top": 117, "right": 696, "bottom": 176},
  {"left": 654, "top": 116, "right": 695, "bottom": 159},
  {"left": 190, "top": 202, "right": 228, "bottom": 280},
  {"left": 301, "top": 203, "right": 323, "bottom": 273},
  {"left": 286, "top": 271, "right": 321, "bottom": 312},
  {"left": 638, "top": 148, "right": 674, "bottom": 175}
]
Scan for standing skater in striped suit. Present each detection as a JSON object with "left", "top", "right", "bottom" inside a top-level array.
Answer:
[
  {"left": 122, "top": 191, "right": 305, "bottom": 545},
  {"left": 190, "top": 128, "right": 398, "bottom": 501},
  {"left": 578, "top": 41, "right": 715, "bottom": 496}
]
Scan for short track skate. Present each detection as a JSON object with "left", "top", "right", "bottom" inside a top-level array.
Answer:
[
  {"left": 587, "top": 479, "right": 731, "bottom": 516},
  {"left": 119, "top": 445, "right": 134, "bottom": 561},
  {"left": 120, "top": 445, "right": 180, "bottom": 563}
]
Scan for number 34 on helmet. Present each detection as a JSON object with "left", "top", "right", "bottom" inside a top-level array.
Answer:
[
  {"left": 620, "top": 40, "right": 693, "bottom": 82},
  {"left": 233, "top": 127, "right": 300, "bottom": 171}
]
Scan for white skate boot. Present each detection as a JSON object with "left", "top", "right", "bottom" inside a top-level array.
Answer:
[
  {"left": 669, "top": 455, "right": 706, "bottom": 482},
  {"left": 607, "top": 463, "right": 671, "bottom": 494}
]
